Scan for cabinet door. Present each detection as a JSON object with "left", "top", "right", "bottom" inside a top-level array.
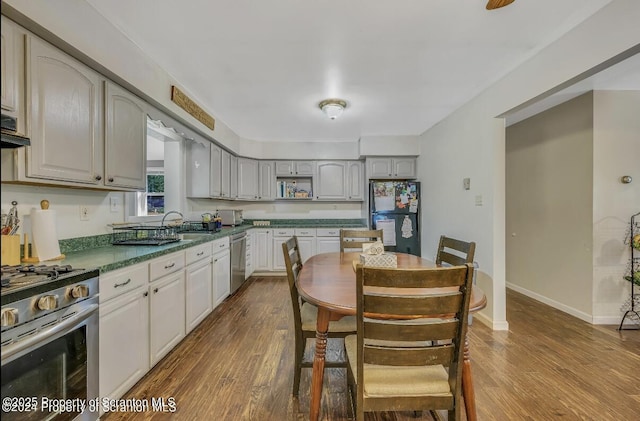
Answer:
[
  {"left": 213, "top": 249, "right": 231, "bottom": 307},
  {"left": 185, "top": 258, "right": 213, "bottom": 333},
  {"left": 209, "top": 143, "right": 223, "bottom": 197},
  {"left": 367, "top": 158, "right": 393, "bottom": 178},
  {"left": 297, "top": 236, "right": 316, "bottom": 263},
  {"left": 104, "top": 81, "right": 147, "bottom": 190},
  {"left": 245, "top": 230, "right": 253, "bottom": 279},
  {"left": 27, "top": 35, "right": 104, "bottom": 184},
  {"left": 99, "top": 287, "right": 149, "bottom": 400},
  {"left": 346, "top": 161, "right": 364, "bottom": 201},
  {"left": 258, "top": 161, "right": 275, "bottom": 200},
  {"left": 221, "top": 149, "right": 231, "bottom": 198},
  {"left": 316, "top": 237, "right": 341, "bottom": 254},
  {"left": 186, "top": 140, "right": 211, "bottom": 198},
  {"left": 272, "top": 236, "right": 288, "bottom": 271},
  {"left": 254, "top": 229, "right": 272, "bottom": 271},
  {"left": 393, "top": 158, "right": 416, "bottom": 178},
  {"left": 1, "top": 16, "right": 19, "bottom": 115},
  {"left": 149, "top": 271, "right": 185, "bottom": 367},
  {"left": 230, "top": 154, "right": 238, "bottom": 199},
  {"left": 275, "top": 161, "right": 294, "bottom": 176},
  {"left": 316, "top": 161, "right": 347, "bottom": 200},
  {"left": 237, "top": 158, "right": 259, "bottom": 199},
  {"left": 295, "top": 161, "right": 315, "bottom": 175}
]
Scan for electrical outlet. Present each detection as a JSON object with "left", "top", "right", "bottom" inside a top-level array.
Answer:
[
  {"left": 79, "top": 205, "right": 90, "bottom": 221},
  {"left": 110, "top": 197, "right": 119, "bottom": 213},
  {"left": 475, "top": 195, "right": 483, "bottom": 206}
]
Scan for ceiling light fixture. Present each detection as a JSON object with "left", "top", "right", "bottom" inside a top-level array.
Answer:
[{"left": 319, "top": 99, "right": 347, "bottom": 120}]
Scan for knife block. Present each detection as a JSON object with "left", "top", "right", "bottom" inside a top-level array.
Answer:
[{"left": 1, "top": 234, "right": 20, "bottom": 265}]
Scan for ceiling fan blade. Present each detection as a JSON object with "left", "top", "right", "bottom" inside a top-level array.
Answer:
[{"left": 486, "top": 0, "right": 515, "bottom": 10}]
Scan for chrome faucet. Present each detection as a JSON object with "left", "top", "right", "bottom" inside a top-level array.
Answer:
[{"left": 161, "top": 210, "right": 183, "bottom": 227}]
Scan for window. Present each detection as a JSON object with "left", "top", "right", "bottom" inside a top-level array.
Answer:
[{"left": 145, "top": 173, "right": 165, "bottom": 215}]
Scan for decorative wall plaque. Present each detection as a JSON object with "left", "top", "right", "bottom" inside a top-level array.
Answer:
[{"left": 170, "top": 85, "right": 215, "bottom": 130}]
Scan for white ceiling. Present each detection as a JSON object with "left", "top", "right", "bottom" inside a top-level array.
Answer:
[{"left": 84, "top": 0, "right": 623, "bottom": 142}]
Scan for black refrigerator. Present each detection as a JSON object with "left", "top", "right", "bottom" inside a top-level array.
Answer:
[{"left": 370, "top": 181, "right": 421, "bottom": 256}]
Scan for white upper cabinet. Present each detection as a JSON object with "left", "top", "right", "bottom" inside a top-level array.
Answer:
[
  {"left": 26, "top": 35, "right": 104, "bottom": 185},
  {"left": 237, "top": 157, "right": 259, "bottom": 200},
  {"left": 230, "top": 154, "right": 238, "bottom": 199},
  {"left": 1, "top": 16, "right": 24, "bottom": 131},
  {"left": 104, "top": 81, "right": 147, "bottom": 190},
  {"left": 346, "top": 161, "right": 364, "bottom": 201},
  {"left": 3, "top": 30, "right": 146, "bottom": 191},
  {"left": 367, "top": 157, "right": 416, "bottom": 179},
  {"left": 209, "top": 143, "right": 223, "bottom": 197},
  {"left": 186, "top": 140, "right": 211, "bottom": 198},
  {"left": 275, "top": 160, "right": 315, "bottom": 176},
  {"left": 220, "top": 149, "right": 232, "bottom": 199},
  {"left": 315, "top": 161, "right": 347, "bottom": 200},
  {"left": 258, "top": 161, "right": 275, "bottom": 200}
]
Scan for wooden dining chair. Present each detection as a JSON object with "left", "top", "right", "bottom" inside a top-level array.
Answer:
[
  {"left": 340, "top": 229, "right": 384, "bottom": 252},
  {"left": 436, "top": 235, "right": 476, "bottom": 266},
  {"left": 281, "top": 236, "right": 357, "bottom": 396},
  {"left": 345, "top": 263, "right": 475, "bottom": 421}
]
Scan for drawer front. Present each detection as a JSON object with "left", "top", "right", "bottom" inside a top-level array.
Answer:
[
  {"left": 149, "top": 251, "right": 185, "bottom": 280},
  {"left": 273, "top": 228, "right": 294, "bottom": 237},
  {"left": 186, "top": 243, "right": 212, "bottom": 265},
  {"left": 100, "top": 263, "right": 148, "bottom": 303},
  {"left": 212, "top": 237, "right": 229, "bottom": 253},
  {"left": 316, "top": 228, "right": 341, "bottom": 237},
  {"left": 294, "top": 228, "right": 316, "bottom": 237}
]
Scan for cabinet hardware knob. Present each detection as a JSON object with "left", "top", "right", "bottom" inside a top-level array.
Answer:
[
  {"left": 143, "top": 291, "right": 149, "bottom": 297},
  {"left": 153, "top": 288, "right": 159, "bottom": 293},
  {"left": 108, "top": 177, "right": 114, "bottom": 182},
  {"left": 95, "top": 175, "right": 102, "bottom": 181},
  {"left": 36, "top": 295, "right": 58, "bottom": 311},
  {"left": 69, "top": 285, "right": 89, "bottom": 298},
  {"left": 1, "top": 308, "right": 18, "bottom": 327}
]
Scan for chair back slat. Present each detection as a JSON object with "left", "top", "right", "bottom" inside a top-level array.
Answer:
[
  {"left": 363, "top": 344, "right": 454, "bottom": 367},
  {"left": 364, "top": 294, "right": 463, "bottom": 316},
  {"left": 436, "top": 235, "right": 476, "bottom": 267},
  {"left": 363, "top": 266, "right": 468, "bottom": 288},
  {"left": 340, "top": 229, "right": 384, "bottom": 252},
  {"left": 364, "top": 319, "right": 459, "bottom": 342}
]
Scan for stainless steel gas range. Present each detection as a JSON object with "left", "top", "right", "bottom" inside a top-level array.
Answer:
[{"left": 1, "top": 264, "right": 99, "bottom": 421}]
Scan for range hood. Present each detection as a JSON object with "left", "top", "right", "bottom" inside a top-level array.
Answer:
[{"left": 1, "top": 114, "right": 30, "bottom": 148}]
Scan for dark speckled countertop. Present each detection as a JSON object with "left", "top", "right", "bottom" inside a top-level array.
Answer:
[{"left": 57, "top": 219, "right": 366, "bottom": 274}]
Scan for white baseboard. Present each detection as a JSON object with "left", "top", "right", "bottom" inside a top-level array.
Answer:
[
  {"left": 472, "top": 311, "right": 509, "bottom": 331},
  {"left": 506, "top": 282, "right": 595, "bottom": 323}
]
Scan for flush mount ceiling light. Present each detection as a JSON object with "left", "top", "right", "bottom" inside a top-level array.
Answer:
[{"left": 319, "top": 99, "right": 347, "bottom": 120}]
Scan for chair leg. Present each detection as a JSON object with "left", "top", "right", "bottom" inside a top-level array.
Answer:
[{"left": 292, "top": 336, "right": 304, "bottom": 396}]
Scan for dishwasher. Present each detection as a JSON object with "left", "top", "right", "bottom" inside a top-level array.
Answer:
[{"left": 230, "top": 232, "right": 247, "bottom": 294}]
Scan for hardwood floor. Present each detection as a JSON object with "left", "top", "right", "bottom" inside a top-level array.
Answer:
[{"left": 103, "top": 277, "right": 640, "bottom": 420}]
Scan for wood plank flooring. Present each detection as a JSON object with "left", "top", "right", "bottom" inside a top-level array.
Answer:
[{"left": 103, "top": 277, "right": 640, "bottom": 420}]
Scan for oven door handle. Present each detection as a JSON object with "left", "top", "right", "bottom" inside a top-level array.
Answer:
[{"left": 1, "top": 304, "right": 99, "bottom": 363}]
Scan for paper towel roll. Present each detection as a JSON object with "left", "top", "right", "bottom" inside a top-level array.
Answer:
[{"left": 31, "top": 207, "right": 62, "bottom": 261}]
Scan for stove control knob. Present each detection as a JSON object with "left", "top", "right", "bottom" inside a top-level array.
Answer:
[
  {"left": 1, "top": 308, "right": 19, "bottom": 327},
  {"left": 68, "top": 285, "right": 89, "bottom": 299},
  {"left": 36, "top": 295, "right": 58, "bottom": 311}
]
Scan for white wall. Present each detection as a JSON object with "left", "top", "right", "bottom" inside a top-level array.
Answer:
[
  {"left": 505, "top": 92, "right": 595, "bottom": 319},
  {"left": 418, "top": 0, "right": 640, "bottom": 329},
  {"left": 592, "top": 90, "right": 640, "bottom": 324}
]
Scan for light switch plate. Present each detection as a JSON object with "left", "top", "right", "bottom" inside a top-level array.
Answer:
[
  {"left": 463, "top": 178, "right": 471, "bottom": 190},
  {"left": 110, "top": 197, "right": 119, "bottom": 213}
]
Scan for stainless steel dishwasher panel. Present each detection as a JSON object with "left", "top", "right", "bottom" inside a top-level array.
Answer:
[{"left": 230, "top": 232, "right": 247, "bottom": 294}]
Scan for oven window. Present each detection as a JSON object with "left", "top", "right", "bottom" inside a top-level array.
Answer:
[{"left": 1, "top": 327, "right": 87, "bottom": 421}]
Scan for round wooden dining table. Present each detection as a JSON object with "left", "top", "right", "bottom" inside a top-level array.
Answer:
[{"left": 296, "top": 251, "right": 487, "bottom": 421}]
